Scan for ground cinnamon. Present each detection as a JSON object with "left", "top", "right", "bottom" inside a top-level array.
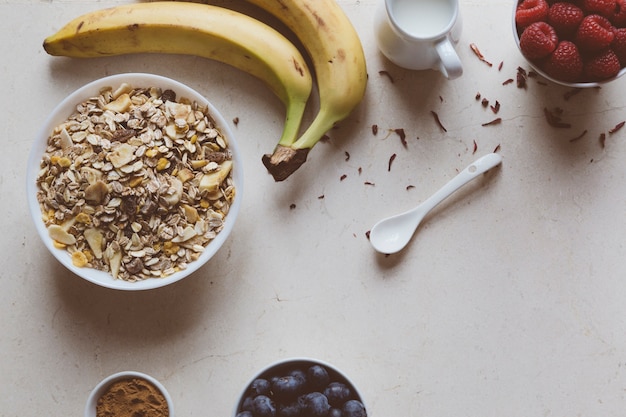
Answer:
[{"left": 96, "top": 377, "right": 169, "bottom": 417}]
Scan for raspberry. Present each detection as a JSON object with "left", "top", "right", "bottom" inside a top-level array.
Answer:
[
  {"left": 606, "top": 0, "right": 626, "bottom": 26},
  {"left": 520, "top": 22, "right": 560, "bottom": 59},
  {"left": 582, "top": 0, "right": 617, "bottom": 16},
  {"left": 583, "top": 48, "right": 622, "bottom": 80},
  {"left": 544, "top": 41, "right": 584, "bottom": 81},
  {"left": 548, "top": 2, "right": 585, "bottom": 37},
  {"left": 516, "top": 0, "right": 550, "bottom": 29},
  {"left": 612, "top": 27, "right": 626, "bottom": 64},
  {"left": 576, "top": 14, "right": 616, "bottom": 51}
]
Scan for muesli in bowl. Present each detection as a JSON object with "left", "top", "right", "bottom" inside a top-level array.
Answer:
[{"left": 27, "top": 73, "right": 243, "bottom": 290}]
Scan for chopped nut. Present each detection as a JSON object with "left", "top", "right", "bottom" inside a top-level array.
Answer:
[
  {"left": 108, "top": 248, "right": 123, "bottom": 279},
  {"left": 48, "top": 224, "right": 76, "bottom": 245},
  {"left": 104, "top": 93, "right": 132, "bottom": 113},
  {"left": 108, "top": 143, "right": 136, "bottom": 168},
  {"left": 84, "top": 180, "right": 109, "bottom": 205},
  {"left": 112, "top": 82, "right": 133, "bottom": 99},
  {"left": 182, "top": 204, "right": 200, "bottom": 223},
  {"left": 199, "top": 160, "right": 233, "bottom": 193},
  {"left": 84, "top": 228, "right": 104, "bottom": 259},
  {"left": 177, "top": 168, "right": 195, "bottom": 183},
  {"left": 80, "top": 167, "right": 103, "bottom": 185},
  {"left": 171, "top": 225, "right": 197, "bottom": 243},
  {"left": 162, "top": 177, "right": 183, "bottom": 206}
]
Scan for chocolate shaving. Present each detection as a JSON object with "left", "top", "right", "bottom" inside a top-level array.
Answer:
[
  {"left": 609, "top": 121, "right": 625, "bottom": 134},
  {"left": 482, "top": 118, "right": 502, "bottom": 126},
  {"left": 493, "top": 144, "right": 501, "bottom": 153},
  {"left": 502, "top": 78, "right": 514, "bottom": 85},
  {"left": 475, "top": 92, "right": 481, "bottom": 100},
  {"left": 563, "top": 88, "right": 582, "bottom": 101},
  {"left": 599, "top": 133, "right": 607, "bottom": 148},
  {"left": 481, "top": 98, "right": 489, "bottom": 107},
  {"left": 289, "top": 203, "right": 296, "bottom": 209},
  {"left": 364, "top": 181, "right": 375, "bottom": 186},
  {"left": 388, "top": 153, "right": 396, "bottom": 171},
  {"left": 498, "top": 61, "right": 504, "bottom": 71},
  {"left": 516, "top": 67, "right": 528, "bottom": 89},
  {"left": 543, "top": 107, "right": 571, "bottom": 128},
  {"left": 318, "top": 195, "right": 325, "bottom": 199},
  {"left": 473, "top": 140, "right": 478, "bottom": 154},
  {"left": 490, "top": 100, "right": 501, "bottom": 114},
  {"left": 233, "top": 117, "right": 239, "bottom": 126},
  {"left": 569, "top": 130, "right": 588, "bottom": 142},
  {"left": 395, "top": 128, "right": 407, "bottom": 148},
  {"left": 406, "top": 185, "right": 415, "bottom": 190},
  {"left": 340, "top": 174, "right": 347, "bottom": 181},
  {"left": 378, "top": 70, "right": 395, "bottom": 83},
  {"left": 430, "top": 111, "right": 447, "bottom": 132},
  {"left": 470, "top": 43, "right": 493, "bottom": 66},
  {"left": 372, "top": 124, "right": 378, "bottom": 135},
  {"left": 344, "top": 151, "right": 350, "bottom": 161}
]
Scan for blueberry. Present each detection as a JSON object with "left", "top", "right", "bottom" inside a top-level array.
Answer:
[
  {"left": 323, "top": 382, "right": 351, "bottom": 407},
  {"left": 289, "top": 368, "right": 307, "bottom": 385},
  {"left": 252, "top": 395, "right": 276, "bottom": 417},
  {"left": 270, "top": 375, "right": 281, "bottom": 387},
  {"left": 328, "top": 408, "right": 342, "bottom": 417},
  {"left": 242, "top": 396, "right": 254, "bottom": 412},
  {"left": 237, "top": 412, "right": 254, "bottom": 417},
  {"left": 301, "top": 392, "right": 330, "bottom": 417},
  {"left": 278, "top": 400, "right": 303, "bottom": 417},
  {"left": 341, "top": 400, "right": 366, "bottom": 417},
  {"left": 273, "top": 375, "right": 304, "bottom": 401},
  {"left": 307, "top": 365, "right": 330, "bottom": 391},
  {"left": 249, "top": 378, "right": 272, "bottom": 396}
]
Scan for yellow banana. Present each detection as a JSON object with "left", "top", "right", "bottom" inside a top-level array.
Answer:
[
  {"left": 245, "top": 0, "right": 368, "bottom": 181},
  {"left": 42, "top": 2, "right": 312, "bottom": 151}
]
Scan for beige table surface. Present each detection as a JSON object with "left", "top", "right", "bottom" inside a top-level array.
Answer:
[{"left": 3, "top": 0, "right": 626, "bottom": 416}]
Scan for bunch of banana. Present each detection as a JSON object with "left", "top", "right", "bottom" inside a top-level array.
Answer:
[
  {"left": 43, "top": 0, "right": 368, "bottom": 181},
  {"left": 42, "top": 2, "right": 312, "bottom": 161}
]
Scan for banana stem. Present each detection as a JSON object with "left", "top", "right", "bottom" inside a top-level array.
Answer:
[
  {"left": 291, "top": 107, "right": 337, "bottom": 149},
  {"left": 277, "top": 99, "right": 309, "bottom": 147}
]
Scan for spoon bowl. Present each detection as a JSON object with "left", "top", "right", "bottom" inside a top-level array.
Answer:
[{"left": 369, "top": 153, "right": 503, "bottom": 254}]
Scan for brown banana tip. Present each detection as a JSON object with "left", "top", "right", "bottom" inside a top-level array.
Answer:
[{"left": 262, "top": 147, "right": 309, "bottom": 182}]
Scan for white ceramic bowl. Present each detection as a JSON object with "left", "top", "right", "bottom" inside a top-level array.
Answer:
[
  {"left": 27, "top": 73, "right": 243, "bottom": 290},
  {"left": 85, "top": 371, "right": 174, "bottom": 417},
  {"left": 233, "top": 357, "right": 367, "bottom": 417},
  {"left": 512, "top": 1, "right": 626, "bottom": 88}
]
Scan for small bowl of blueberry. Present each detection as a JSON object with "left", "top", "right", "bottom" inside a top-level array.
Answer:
[
  {"left": 513, "top": 0, "right": 626, "bottom": 87},
  {"left": 234, "top": 357, "right": 367, "bottom": 417}
]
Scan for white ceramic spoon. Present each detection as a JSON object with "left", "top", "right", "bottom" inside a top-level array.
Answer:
[{"left": 369, "top": 153, "right": 503, "bottom": 254}]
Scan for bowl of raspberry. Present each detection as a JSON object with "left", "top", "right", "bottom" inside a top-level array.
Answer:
[
  {"left": 513, "top": 0, "right": 626, "bottom": 87},
  {"left": 234, "top": 357, "right": 367, "bottom": 417}
]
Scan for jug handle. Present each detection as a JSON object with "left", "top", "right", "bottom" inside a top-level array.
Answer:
[{"left": 435, "top": 37, "right": 463, "bottom": 80}]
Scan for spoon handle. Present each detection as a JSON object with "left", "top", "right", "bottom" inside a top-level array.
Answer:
[{"left": 418, "top": 153, "right": 503, "bottom": 215}]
